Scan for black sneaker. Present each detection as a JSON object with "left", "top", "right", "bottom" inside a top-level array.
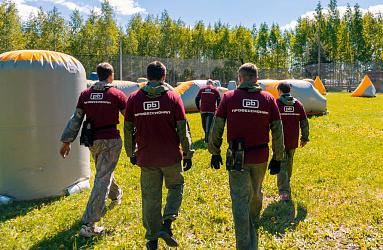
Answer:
[
  {"left": 158, "top": 220, "right": 179, "bottom": 247},
  {"left": 146, "top": 240, "right": 158, "bottom": 250}
]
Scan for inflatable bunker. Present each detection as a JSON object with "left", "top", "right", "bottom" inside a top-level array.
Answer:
[
  {"left": 174, "top": 80, "right": 228, "bottom": 112},
  {"left": 227, "top": 80, "right": 237, "bottom": 90},
  {"left": 87, "top": 80, "right": 173, "bottom": 97},
  {"left": 313, "top": 76, "right": 327, "bottom": 96},
  {"left": 0, "top": 50, "right": 90, "bottom": 202},
  {"left": 258, "top": 79, "right": 327, "bottom": 114},
  {"left": 351, "top": 75, "right": 376, "bottom": 97}
]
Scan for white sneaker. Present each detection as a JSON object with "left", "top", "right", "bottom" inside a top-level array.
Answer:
[{"left": 79, "top": 224, "right": 104, "bottom": 237}]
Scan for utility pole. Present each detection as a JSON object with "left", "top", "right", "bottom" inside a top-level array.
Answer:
[
  {"left": 119, "top": 38, "right": 123, "bottom": 80},
  {"left": 317, "top": 28, "right": 321, "bottom": 78}
]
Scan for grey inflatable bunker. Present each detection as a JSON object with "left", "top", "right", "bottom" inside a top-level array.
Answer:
[
  {"left": 87, "top": 81, "right": 174, "bottom": 98},
  {"left": 174, "top": 80, "right": 228, "bottom": 112},
  {"left": 87, "top": 80, "right": 143, "bottom": 96},
  {"left": 0, "top": 50, "right": 90, "bottom": 201},
  {"left": 258, "top": 79, "right": 327, "bottom": 114}
]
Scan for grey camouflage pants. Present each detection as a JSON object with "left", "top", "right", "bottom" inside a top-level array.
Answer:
[
  {"left": 229, "top": 162, "right": 267, "bottom": 250},
  {"left": 277, "top": 149, "right": 296, "bottom": 195},
  {"left": 82, "top": 138, "right": 123, "bottom": 225},
  {"left": 201, "top": 112, "right": 214, "bottom": 142},
  {"left": 140, "top": 162, "right": 184, "bottom": 241}
]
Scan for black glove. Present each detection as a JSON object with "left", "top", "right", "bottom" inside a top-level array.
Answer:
[
  {"left": 268, "top": 159, "right": 281, "bottom": 175},
  {"left": 183, "top": 159, "right": 192, "bottom": 171},
  {"left": 130, "top": 156, "right": 137, "bottom": 165},
  {"left": 210, "top": 155, "right": 223, "bottom": 169}
]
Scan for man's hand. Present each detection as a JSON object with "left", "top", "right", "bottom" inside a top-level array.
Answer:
[
  {"left": 268, "top": 159, "right": 281, "bottom": 175},
  {"left": 210, "top": 155, "right": 223, "bottom": 169},
  {"left": 60, "top": 142, "right": 71, "bottom": 159},
  {"left": 130, "top": 156, "right": 137, "bottom": 165},
  {"left": 183, "top": 159, "right": 192, "bottom": 171},
  {"left": 300, "top": 140, "right": 308, "bottom": 147}
]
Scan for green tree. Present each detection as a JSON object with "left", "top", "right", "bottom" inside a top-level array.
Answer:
[
  {"left": 255, "top": 23, "right": 269, "bottom": 68},
  {"left": 0, "top": 0, "right": 25, "bottom": 52},
  {"left": 67, "top": 9, "right": 84, "bottom": 55},
  {"left": 95, "top": 0, "right": 120, "bottom": 56}
]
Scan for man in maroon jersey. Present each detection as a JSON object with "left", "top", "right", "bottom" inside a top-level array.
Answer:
[
  {"left": 124, "top": 61, "right": 194, "bottom": 250},
  {"left": 208, "top": 63, "right": 285, "bottom": 250},
  {"left": 195, "top": 79, "right": 221, "bottom": 142},
  {"left": 59, "top": 62, "right": 127, "bottom": 237},
  {"left": 276, "top": 82, "right": 310, "bottom": 201}
]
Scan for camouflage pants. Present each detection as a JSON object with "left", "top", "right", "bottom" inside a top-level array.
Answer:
[
  {"left": 82, "top": 138, "right": 123, "bottom": 225},
  {"left": 201, "top": 112, "right": 214, "bottom": 142},
  {"left": 277, "top": 149, "right": 296, "bottom": 195},
  {"left": 229, "top": 162, "right": 268, "bottom": 250},
  {"left": 140, "top": 162, "right": 184, "bottom": 241}
]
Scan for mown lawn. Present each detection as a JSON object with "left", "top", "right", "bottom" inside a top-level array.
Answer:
[{"left": 1, "top": 92, "right": 382, "bottom": 249}]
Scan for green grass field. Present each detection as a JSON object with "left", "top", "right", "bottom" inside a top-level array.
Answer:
[{"left": 1, "top": 93, "right": 382, "bottom": 249}]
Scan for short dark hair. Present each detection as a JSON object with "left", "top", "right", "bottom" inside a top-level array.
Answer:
[
  {"left": 278, "top": 82, "right": 292, "bottom": 94},
  {"left": 147, "top": 61, "right": 166, "bottom": 81},
  {"left": 96, "top": 62, "right": 114, "bottom": 81},
  {"left": 238, "top": 63, "right": 258, "bottom": 80}
]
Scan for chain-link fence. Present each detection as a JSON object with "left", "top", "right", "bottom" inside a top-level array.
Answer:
[
  {"left": 304, "top": 62, "right": 383, "bottom": 92},
  {"left": 74, "top": 54, "right": 383, "bottom": 92}
]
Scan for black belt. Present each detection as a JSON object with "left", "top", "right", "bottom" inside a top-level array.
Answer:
[{"left": 94, "top": 124, "right": 117, "bottom": 131}]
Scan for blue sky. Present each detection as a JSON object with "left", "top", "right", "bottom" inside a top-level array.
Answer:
[{"left": 14, "top": 0, "right": 383, "bottom": 29}]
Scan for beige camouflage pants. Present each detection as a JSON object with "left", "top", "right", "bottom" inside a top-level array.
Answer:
[
  {"left": 82, "top": 138, "right": 123, "bottom": 225},
  {"left": 229, "top": 162, "right": 267, "bottom": 250},
  {"left": 140, "top": 162, "right": 184, "bottom": 241},
  {"left": 277, "top": 149, "right": 296, "bottom": 195}
]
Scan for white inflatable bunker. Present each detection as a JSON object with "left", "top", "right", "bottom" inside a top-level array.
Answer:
[
  {"left": 258, "top": 79, "right": 327, "bottom": 114},
  {"left": 0, "top": 50, "right": 90, "bottom": 201},
  {"left": 175, "top": 80, "right": 228, "bottom": 112}
]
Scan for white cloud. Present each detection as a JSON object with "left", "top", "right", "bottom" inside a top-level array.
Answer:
[
  {"left": 366, "top": 4, "right": 383, "bottom": 15},
  {"left": 48, "top": 0, "right": 91, "bottom": 13},
  {"left": 282, "top": 4, "right": 383, "bottom": 30},
  {"left": 12, "top": 0, "right": 145, "bottom": 21},
  {"left": 12, "top": 0, "right": 40, "bottom": 21},
  {"left": 105, "top": 0, "right": 146, "bottom": 16}
]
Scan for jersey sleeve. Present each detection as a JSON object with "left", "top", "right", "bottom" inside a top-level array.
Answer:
[
  {"left": 269, "top": 96, "right": 281, "bottom": 122},
  {"left": 215, "top": 89, "right": 221, "bottom": 99},
  {"left": 215, "top": 94, "right": 228, "bottom": 118},
  {"left": 298, "top": 101, "right": 308, "bottom": 121},
  {"left": 117, "top": 90, "right": 128, "bottom": 111},
  {"left": 124, "top": 95, "right": 135, "bottom": 122},
  {"left": 174, "top": 94, "right": 187, "bottom": 121},
  {"left": 76, "top": 92, "right": 84, "bottom": 110},
  {"left": 196, "top": 88, "right": 202, "bottom": 98}
]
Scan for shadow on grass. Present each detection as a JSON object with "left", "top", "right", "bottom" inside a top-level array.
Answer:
[
  {"left": 193, "top": 138, "right": 207, "bottom": 150},
  {"left": 0, "top": 197, "right": 61, "bottom": 223},
  {"left": 259, "top": 200, "right": 307, "bottom": 235},
  {"left": 30, "top": 221, "right": 101, "bottom": 250}
]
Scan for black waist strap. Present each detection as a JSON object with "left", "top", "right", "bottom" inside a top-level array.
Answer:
[{"left": 94, "top": 124, "right": 117, "bottom": 131}]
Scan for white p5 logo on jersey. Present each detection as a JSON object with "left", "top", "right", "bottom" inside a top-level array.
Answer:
[
  {"left": 284, "top": 106, "right": 295, "bottom": 112},
  {"left": 243, "top": 99, "right": 259, "bottom": 109},
  {"left": 204, "top": 89, "right": 212, "bottom": 93},
  {"left": 144, "top": 101, "right": 160, "bottom": 110},
  {"left": 90, "top": 93, "right": 103, "bottom": 100}
]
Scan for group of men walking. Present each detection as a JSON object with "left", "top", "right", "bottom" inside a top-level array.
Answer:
[{"left": 59, "top": 61, "right": 309, "bottom": 249}]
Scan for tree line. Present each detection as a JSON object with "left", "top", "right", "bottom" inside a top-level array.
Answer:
[{"left": 1, "top": 0, "right": 383, "bottom": 77}]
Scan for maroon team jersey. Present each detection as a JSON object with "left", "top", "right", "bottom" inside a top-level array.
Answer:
[
  {"left": 216, "top": 89, "right": 281, "bottom": 164},
  {"left": 77, "top": 86, "right": 127, "bottom": 140},
  {"left": 277, "top": 99, "right": 307, "bottom": 150},
  {"left": 196, "top": 85, "right": 221, "bottom": 113},
  {"left": 125, "top": 90, "right": 186, "bottom": 167}
]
